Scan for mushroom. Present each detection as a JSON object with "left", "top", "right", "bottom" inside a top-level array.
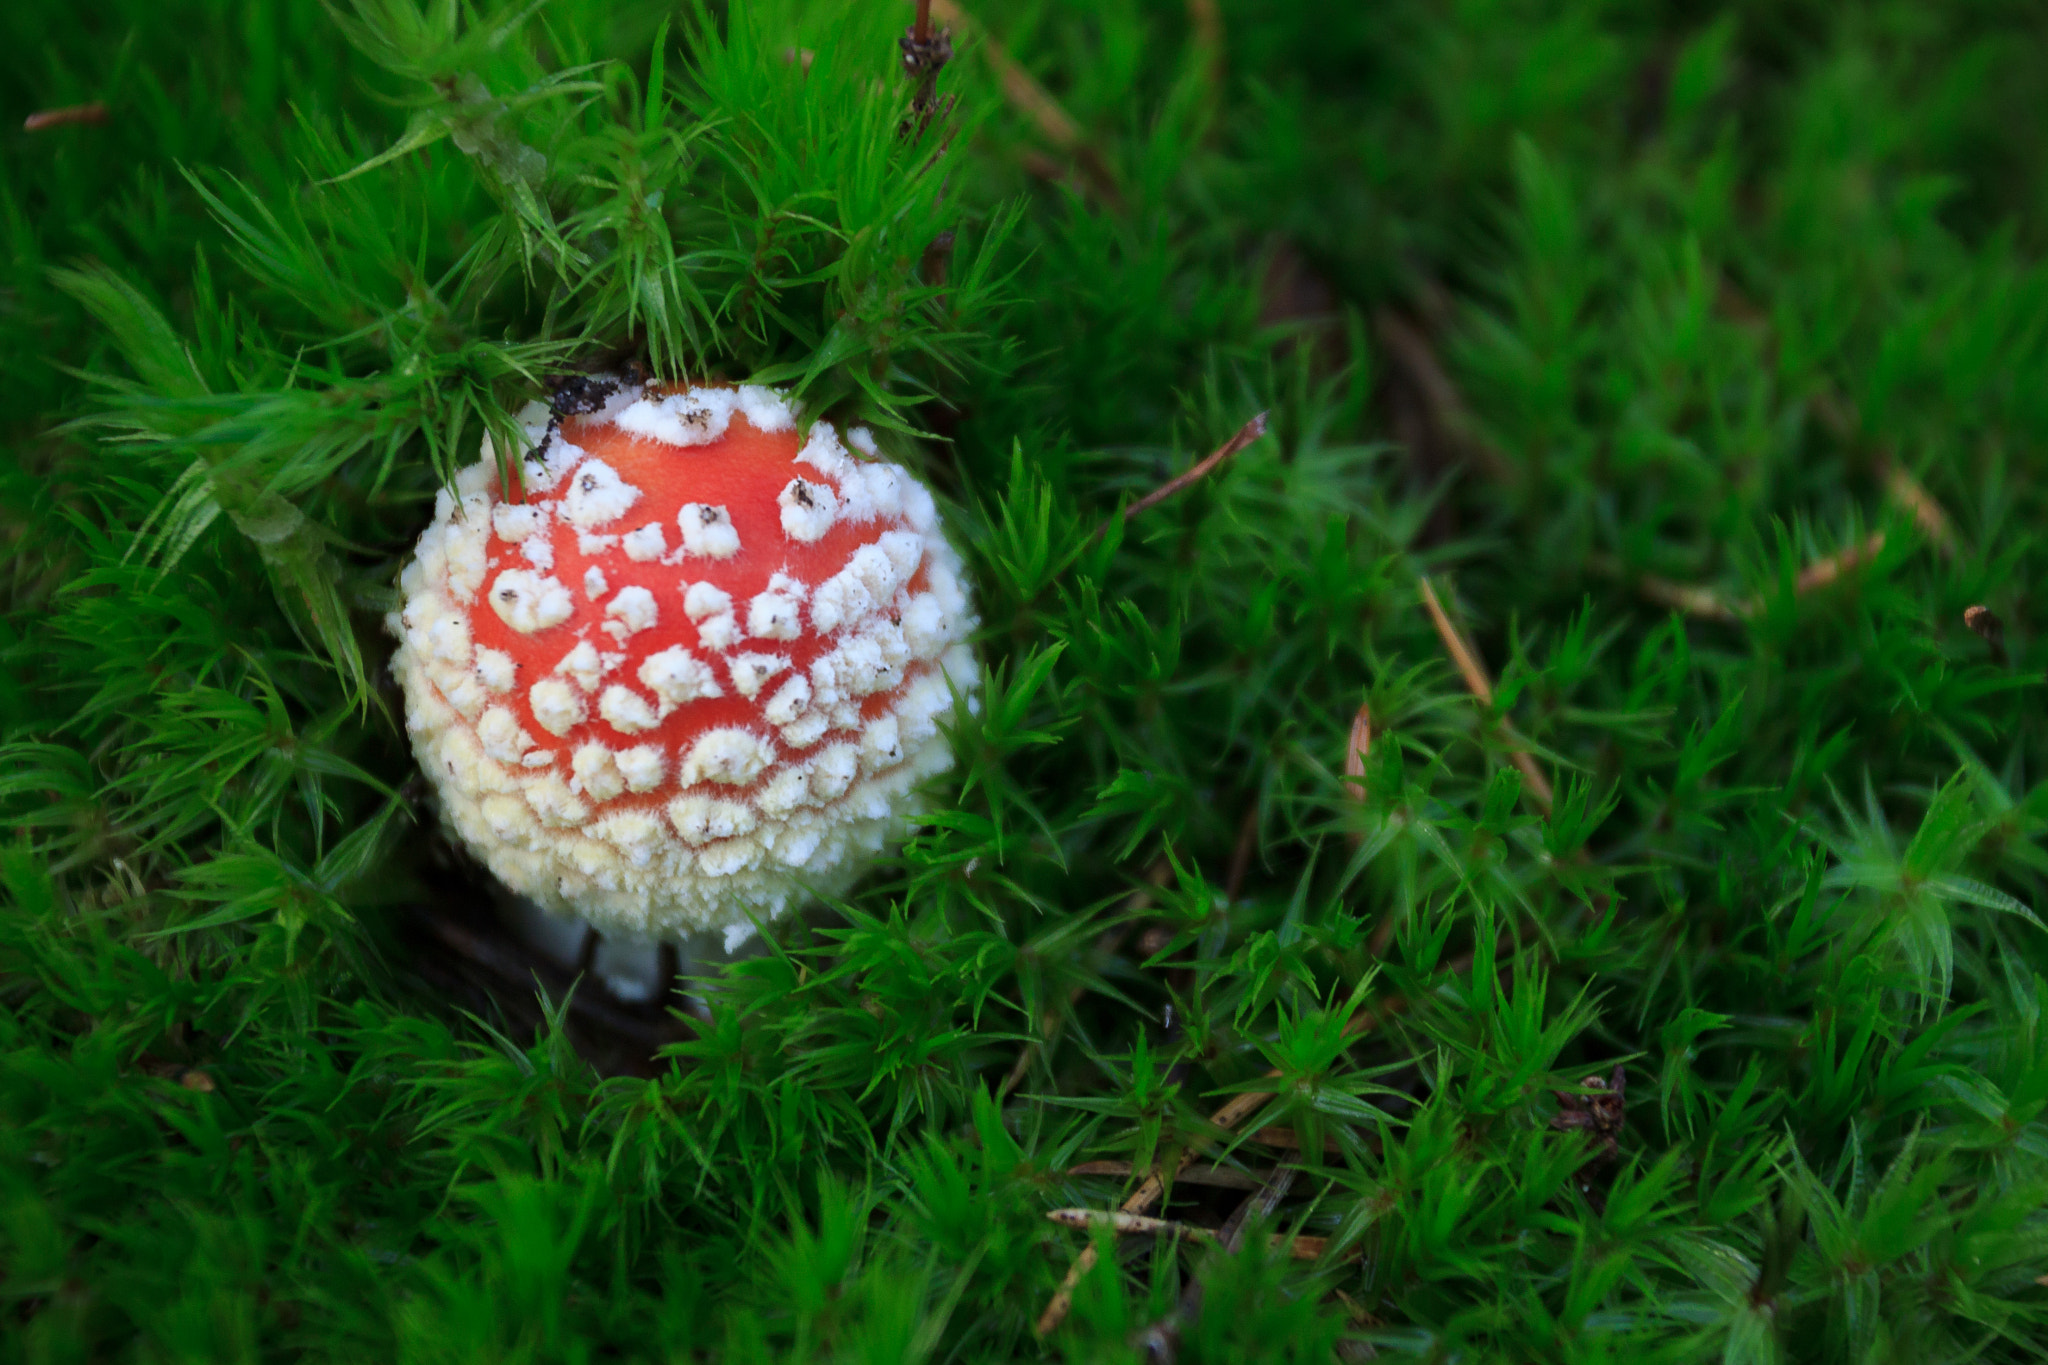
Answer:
[{"left": 389, "top": 378, "right": 979, "bottom": 1000}]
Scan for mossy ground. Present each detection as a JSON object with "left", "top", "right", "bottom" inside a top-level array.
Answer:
[{"left": 6, "top": 2, "right": 2048, "bottom": 1361}]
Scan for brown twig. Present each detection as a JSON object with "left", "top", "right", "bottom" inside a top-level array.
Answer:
[
  {"left": 24, "top": 102, "right": 109, "bottom": 132},
  {"left": 930, "top": 0, "right": 1124, "bottom": 209},
  {"left": 1043, "top": 1208, "right": 1348, "bottom": 1261},
  {"left": 1342, "top": 701, "right": 1408, "bottom": 955},
  {"left": 1093, "top": 412, "right": 1269, "bottom": 542},
  {"left": 1417, "top": 576, "right": 1554, "bottom": 816},
  {"left": 900, "top": 0, "right": 953, "bottom": 133},
  {"left": 1634, "top": 573, "right": 1745, "bottom": 622},
  {"left": 1064, "top": 1160, "right": 1269, "bottom": 1190},
  {"left": 1626, "top": 530, "right": 1888, "bottom": 622},
  {"left": 1792, "top": 530, "right": 1884, "bottom": 595},
  {"left": 1033, "top": 968, "right": 1455, "bottom": 1336}
]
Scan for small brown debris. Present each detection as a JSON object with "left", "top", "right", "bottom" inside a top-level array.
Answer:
[
  {"left": 24, "top": 102, "right": 109, "bottom": 132},
  {"left": 180, "top": 1070, "right": 216, "bottom": 1093},
  {"left": 1551, "top": 1065, "right": 1626, "bottom": 1162},
  {"left": 1964, "top": 605, "right": 2008, "bottom": 665},
  {"left": 1418, "top": 576, "right": 1554, "bottom": 815}
]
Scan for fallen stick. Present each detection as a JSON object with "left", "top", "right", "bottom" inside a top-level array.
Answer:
[
  {"left": 1093, "top": 412, "right": 1269, "bottom": 542},
  {"left": 1044, "top": 1208, "right": 1352, "bottom": 1262},
  {"left": 1417, "top": 576, "right": 1554, "bottom": 816}
]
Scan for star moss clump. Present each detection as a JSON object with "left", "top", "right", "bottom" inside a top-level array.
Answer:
[{"left": 6, "top": 0, "right": 2048, "bottom": 1360}]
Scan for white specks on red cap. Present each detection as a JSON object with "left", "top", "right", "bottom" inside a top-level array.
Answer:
[
  {"left": 441, "top": 671, "right": 487, "bottom": 720},
  {"left": 524, "top": 773, "right": 589, "bottom": 828},
  {"left": 488, "top": 570, "right": 575, "bottom": 634},
  {"left": 796, "top": 421, "right": 855, "bottom": 480},
  {"left": 572, "top": 742, "right": 627, "bottom": 802},
  {"left": 493, "top": 503, "right": 548, "bottom": 542},
  {"left": 677, "top": 503, "right": 741, "bottom": 558},
  {"left": 475, "top": 646, "right": 516, "bottom": 693},
  {"left": 727, "top": 652, "right": 790, "bottom": 699},
  {"left": 554, "top": 641, "right": 611, "bottom": 692},
  {"left": 681, "top": 581, "right": 741, "bottom": 650},
  {"left": 667, "top": 794, "right": 758, "bottom": 846},
  {"left": 747, "top": 585, "right": 804, "bottom": 641},
  {"left": 696, "top": 838, "right": 763, "bottom": 878},
  {"left": 756, "top": 766, "right": 811, "bottom": 817},
  {"left": 598, "top": 684, "right": 661, "bottom": 734},
  {"left": 737, "top": 385, "right": 795, "bottom": 433},
  {"left": 638, "top": 646, "right": 722, "bottom": 710},
  {"left": 615, "top": 745, "right": 666, "bottom": 792},
  {"left": 683, "top": 581, "right": 732, "bottom": 620},
  {"left": 763, "top": 673, "right": 812, "bottom": 725},
  {"left": 621, "top": 523, "right": 667, "bottom": 562},
  {"left": 477, "top": 706, "right": 536, "bottom": 764},
  {"left": 808, "top": 743, "right": 859, "bottom": 801},
  {"left": 778, "top": 710, "right": 830, "bottom": 749},
  {"left": 860, "top": 714, "right": 901, "bottom": 774},
  {"left": 679, "top": 728, "right": 773, "bottom": 786},
  {"left": 563, "top": 459, "right": 641, "bottom": 530},
  {"left": 427, "top": 614, "right": 472, "bottom": 666},
  {"left": 603, "top": 585, "right": 659, "bottom": 641},
  {"left": 778, "top": 477, "right": 838, "bottom": 542},
  {"left": 696, "top": 608, "right": 741, "bottom": 652},
  {"left": 615, "top": 387, "right": 739, "bottom": 448},
  {"left": 390, "top": 377, "right": 982, "bottom": 948},
  {"left": 899, "top": 593, "right": 948, "bottom": 658},
  {"left": 593, "top": 809, "right": 667, "bottom": 867},
  {"left": 528, "top": 678, "right": 586, "bottom": 737}
]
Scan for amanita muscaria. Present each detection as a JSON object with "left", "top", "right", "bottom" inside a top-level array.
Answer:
[{"left": 389, "top": 377, "right": 978, "bottom": 993}]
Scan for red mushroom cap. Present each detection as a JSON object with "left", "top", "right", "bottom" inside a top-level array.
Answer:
[{"left": 390, "top": 380, "right": 978, "bottom": 946}]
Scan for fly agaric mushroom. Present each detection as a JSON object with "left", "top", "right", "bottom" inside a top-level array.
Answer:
[{"left": 389, "top": 376, "right": 978, "bottom": 998}]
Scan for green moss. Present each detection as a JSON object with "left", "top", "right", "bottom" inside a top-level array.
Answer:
[{"left": 5, "top": 0, "right": 2048, "bottom": 1359}]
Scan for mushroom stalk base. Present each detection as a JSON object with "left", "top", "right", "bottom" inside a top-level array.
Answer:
[{"left": 501, "top": 894, "right": 766, "bottom": 1006}]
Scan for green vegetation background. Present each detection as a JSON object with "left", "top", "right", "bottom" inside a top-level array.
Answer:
[{"left": 5, "top": 0, "right": 2048, "bottom": 1359}]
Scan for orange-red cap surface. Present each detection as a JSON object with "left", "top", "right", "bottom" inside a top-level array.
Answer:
[{"left": 389, "top": 379, "right": 978, "bottom": 946}]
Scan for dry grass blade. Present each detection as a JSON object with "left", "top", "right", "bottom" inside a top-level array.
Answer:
[
  {"left": 1417, "top": 576, "right": 1554, "bottom": 815},
  {"left": 24, "top": 102, "right": 109, "bottom": 132},
  {"left": 1342, "top": 704, "right": 1372, "bottom": 796},
  {"left": 1094, "top": 412, "right": 1269, "bottom": 542},
  {"left": 1629, "top": 530, "right": 1888, "bottom": 622},
  {"left": 1635, "top": 573, "right": 1746, "bottom": 622},
  {"left": 1792, "top": 531, "right": 1884, "bottom": 594},
  {"left": 1044, "top": 1207, "right": 1348, "bottom": 1262},
  {"left": 1064, "top": 1160, "right": 1269, "bottom": 1190}
]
